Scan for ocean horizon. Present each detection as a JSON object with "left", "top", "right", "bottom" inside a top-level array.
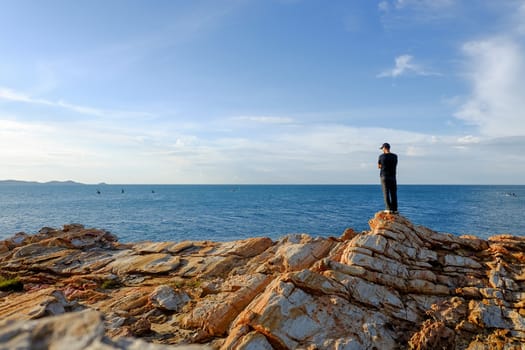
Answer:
[{"left": 0, "top": 183, "right": 523, "bottom": 243}]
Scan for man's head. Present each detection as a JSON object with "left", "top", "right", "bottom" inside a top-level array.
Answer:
[{"left": 380, "top": 143, "right": 391, "bottom": 153}]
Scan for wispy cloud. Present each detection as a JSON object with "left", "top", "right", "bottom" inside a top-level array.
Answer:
[
  {"left": 442, "top": 0, "right": 525, "bottom": 138},
  {"left": 451, "top": 1, "right": 525, "bottom": 138},
  {"left": 377, "top": 55, "right": 440, "bottom": 78},
  {"left": 0, "top": 87, "right": 52, "bottom": 105},
  {"left": 0, "top": 111, "right": 523, "bottom": 184},
  {"left": 515, "top": 1, "right": 525, "bottom": 35},
  {"left": 0, "top": 86, "right": 104, "bottom": 116},
  {"left": 231, "top": 116, "right": 295, "bottom": 124},
  {"left": 0, "top": 86, "right": 153, "bottom": 119},
  {"left": 379, "top": 0, "right": 455, "bottom": 13},
  {"left": 457, "top": 135, "right": 480, "bottom": 144},
  {"left": 454, "top": 36, "right": 525, "bottom": 137},
  {"left": 378, "top": 0, "right": 458, "bottom": 25},
  {"left": 0, "top": 114, "right": 178, "bottom": 183},
  {"left": 0, "top": 118, "right": 92, "bottom": 179},
  {"left": 378, "top": 1, "right": 390, "bottom": 12},
  {"left": 393, "top": 0, "right": 454, "bottom": 10},
  {"left": 171, "top": 123, "right": 524, "bottom": 184}
]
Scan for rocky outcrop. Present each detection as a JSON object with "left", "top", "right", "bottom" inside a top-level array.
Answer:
[
  {"left": 0, "top": 212, "right": 524, "bottom": 349},
  {"left": 0, "top": 309, "right": 207, "bottom": 350}
]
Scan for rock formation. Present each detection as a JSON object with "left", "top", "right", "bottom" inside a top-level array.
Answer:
[{"left": 0, "top": 212, "right": 524, "bottom": 349}]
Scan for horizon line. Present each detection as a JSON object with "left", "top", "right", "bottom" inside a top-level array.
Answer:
[{"left": 0, "top": 180, "right": 524, "bottom": 186}]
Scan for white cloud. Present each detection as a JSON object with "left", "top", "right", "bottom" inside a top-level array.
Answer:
[
  {"left": 0, "top": 86, "right": 153, "bottom": 119},
  {"left": 231, "top": 116, "right": 295, "bottom": 124},
  {"left": 0, "top": 112, "right": 523, "bottom": 184},
  {"left": 406, "top": 146, "right": 425, "bottom": 156},
  {"left": 377, "top": 55, "right": 440, "bottom": 78},
  {"left": 0, "top": 119, "right": 91, "bottom": 176},
  {"left": 457, "top": 135, "right": 480, "bottom": 144},
  {"left": 0, "top": 87, "right": 52, "bottom": 105},
  {"left": 455, "top": 36, "right": 525, "bottom": 137},
  {"left": 0, "top": 86, "right": 104, "bottom": 116},
  {"left": 378, "top": 1, "right": 389, "bottom": 12},
  {"left": 516, "top": 1, "right": 525, "bottom": 35},
  {"left": 378, "top": 0, "right": 458, "bottom": 25},
  {"left": 0, "top": 113, "right": 181, "bottom": 183},
  {"left": 0, "top": 119, "right": 55, "bottom": 135},
  {"left": 394, "top": 0, "right": 454, "bottom": 10}
]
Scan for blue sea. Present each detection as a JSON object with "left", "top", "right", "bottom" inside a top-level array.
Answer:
[{"left": 0, "top": 184, "right": 523, "bottom": 242}]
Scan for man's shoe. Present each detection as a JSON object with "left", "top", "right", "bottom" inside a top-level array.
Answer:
[
  {"left": 392, "top": 211, "right": 399, "bottom": 214},
  {"left": 383, "top": 210, "right": 391, "bottom": 214}
]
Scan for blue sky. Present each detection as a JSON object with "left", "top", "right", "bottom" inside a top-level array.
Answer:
[{"left": 0, "top": 0, "right": 524, "bottom": 184}]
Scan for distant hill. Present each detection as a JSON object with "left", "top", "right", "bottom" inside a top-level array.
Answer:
[{"left": 0, "top": 180, "right": 84, "bottom": 185}]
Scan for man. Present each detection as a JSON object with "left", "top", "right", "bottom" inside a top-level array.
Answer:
[{"left": 378, "top": 142, "right": 398, "bottom": 214}]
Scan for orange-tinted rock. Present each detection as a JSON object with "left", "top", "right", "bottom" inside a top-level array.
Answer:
[{"left": 0, "top": 213, "right": 524, "bottom": 349}]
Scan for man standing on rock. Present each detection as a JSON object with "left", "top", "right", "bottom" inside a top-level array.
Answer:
[{"left": 378, "top": 142, "right": 398, "bottom": 214}]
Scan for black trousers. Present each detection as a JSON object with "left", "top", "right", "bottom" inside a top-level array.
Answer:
[{"left": 381, "top": 176, "right": 397, "bottom": 211}]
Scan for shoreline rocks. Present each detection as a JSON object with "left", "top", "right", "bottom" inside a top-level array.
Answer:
[{"left": 0, "top": 212, "right": 524, "bottom": 349}]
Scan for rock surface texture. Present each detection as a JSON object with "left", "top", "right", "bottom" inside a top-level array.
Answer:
[{"left": 1, "top": 212, "right": 524, "bottom": 349}]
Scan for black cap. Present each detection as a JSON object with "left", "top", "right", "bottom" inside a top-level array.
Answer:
[{"left": 380, "top": 143, "right": 390, "bottom": 150}]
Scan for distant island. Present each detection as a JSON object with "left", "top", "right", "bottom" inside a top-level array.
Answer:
[{"left": 0, "top": 180, "right": 85, "bottom": 186}]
